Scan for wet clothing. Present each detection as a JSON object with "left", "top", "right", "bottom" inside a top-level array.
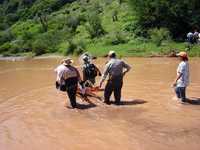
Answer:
[
  {"left": 104, "top": 76, "right": 123, "bottom": 104},
  {"left": 101, "top": 58, "right": 131, "bottom": 81},
  {"left": 82, "top": 63, "right": 101, "bottom": 85},
  {"left": 54, "top": 64, "right": 66, "bottom": 85},
  {"left": 175, "top": 87, "right": 186, "bottom": 102},
  {"left": 65, "top": 77, "right": 79, "bottom": 108},
  {"left": 176, "top": 61, "right": 189, "bottom": 87},
  {"left": 101, "top": 58, "right": 131, "bottom": 103},
  {"left": 55, "top": 64, "right": 81, "bottom": 108},
  {"left": 175, "top": 61, "right": 189, "bottom": 102}
]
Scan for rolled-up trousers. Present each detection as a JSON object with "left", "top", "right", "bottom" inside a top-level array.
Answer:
[{"left": 65, "top": 77, "right": 78, "bottom": 108}]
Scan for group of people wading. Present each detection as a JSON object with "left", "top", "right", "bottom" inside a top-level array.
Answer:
[{"left": 55, "top": 50, "right": 190, "bottom": 109}]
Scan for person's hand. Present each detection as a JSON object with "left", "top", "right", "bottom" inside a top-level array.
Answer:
[
  {"left": 123, "top": 71, "right": 127, "bottom": 76},
  {"left": 171, "top": 82, "right": 177, "bottom": 88}
]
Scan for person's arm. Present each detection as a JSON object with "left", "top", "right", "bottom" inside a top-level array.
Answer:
[
  {"left": 172, "top": 72, "right": 182, "bottom": 87},
  {"left": 95, "top": 65, "right": 102, "bottom": 76},
  {"left": 75, "top": 67, "right": 82, "bottom": 83},
  {"left": 172, "top": 63, "right": 184, "bottom": 87},
  {"left": 57, "top": 69, "right": 64, "bottom": 83},
  {"left": 99, "top": 63, "right": 110, "bottom": 88},
  {"left": 122, "top": 61, "right": 131, "bottom": 76}
]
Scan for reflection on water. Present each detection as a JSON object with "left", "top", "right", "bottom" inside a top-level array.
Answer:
[{"left": 0, "top": 57, "right": 200, "bottom": 150}]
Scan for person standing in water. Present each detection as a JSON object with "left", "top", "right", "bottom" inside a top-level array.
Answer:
[
  {"left": 99, "top": 51, "right": 131, "bottom": 105},
  {"left": 82, "top": 55, "right": 101, "bottom": 85},
  {"left": 172, "top": 52, "right": 190, "bottom": 103},
  {"left": 55, "top": 58, "right": 81, "bottom": 108}
]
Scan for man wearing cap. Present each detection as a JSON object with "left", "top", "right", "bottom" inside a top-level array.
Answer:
[
  {"left": 99, "top": 51, "right": 131, "bottom": 105},
  {"left": 172, "top": 51, "right": 190, "bottom": 103},
  {"left": 55, "top": 58, "right": 81, "bottom": 108}
]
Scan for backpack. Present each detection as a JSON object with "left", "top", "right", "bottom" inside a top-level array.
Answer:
[{"left": 83, "top": 63, "right": 97, "bottom": 79}]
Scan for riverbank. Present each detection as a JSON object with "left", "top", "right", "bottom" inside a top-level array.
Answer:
[{"left": 1, "top": 41, "right": 200, "bottom": 60}]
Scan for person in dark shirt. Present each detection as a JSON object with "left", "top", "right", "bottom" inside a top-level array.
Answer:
[
  {"left": 82, "top": 55, "right": 101, "bottom": 86},
  {"left": 99, "top": 51, "right": 131, "bottom": 105}
]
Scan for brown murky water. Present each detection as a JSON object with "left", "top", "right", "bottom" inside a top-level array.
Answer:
[{"left": 0, "top": 57, "right": 200, "bottom": 150}]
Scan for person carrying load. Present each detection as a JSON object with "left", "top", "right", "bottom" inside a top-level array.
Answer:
[
  {"left": 55, "top": 58, "right": 81, "bottom": 108},
  {"left": 82, "top": 54, "right": 101, "bottom": 85},
  {"left": 99, "top": 51, "right": 131, "bottom": 105}
]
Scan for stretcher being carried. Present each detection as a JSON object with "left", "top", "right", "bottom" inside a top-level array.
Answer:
[{"left": 77, "top": 80, "right": 104, "bottom": 101}]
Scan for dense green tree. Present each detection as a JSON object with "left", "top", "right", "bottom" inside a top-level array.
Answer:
[{"left": 129, "top": 0, "right": 200, "bottom": 39}]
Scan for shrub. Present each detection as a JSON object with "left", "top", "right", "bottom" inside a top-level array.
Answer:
[
  {"left": 66, "top": 15, "right": 80, "bottom": 32},
  {"left": 0, "top": 30, "right": 15, "bottom": 45},
  {"left": 65, "top": 39, "right": 76, "bottom": 55},
  {"left": 0, "top": 43, "right": 11, "bottom": 53},
  {"left": 32, "top": 39, "right": 48, "bottom": 55},
  {"left": 6, "top": 13, "right": 19, "bottom": 25},
  {"left": 148, "top": 28, "right": 171, "bottom": 46},
  {"left": 65, "top": 39, "right": 86, "bottom": 56},
  {"left": 92, "top": 2, "right": 103, "bottom": 14},
  {"left": 104, "top": 31, "right": 128, "bottom": 45},
  {"left": 74, "top": 40, "right": 86, "bottom": 55},
  {"left": 86, "top": 13, "right": 106, "bottom": 38}
]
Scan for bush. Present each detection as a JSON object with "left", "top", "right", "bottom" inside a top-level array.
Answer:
[
  {"left": 86, "top": 13, "right": 106, "bottom": 38},
  {"left": 31, "top": 31, "right": 63, "bottom": 55},
  {"left": 65, "top": 39, "right": 76, "bottom": 55},
  {"left": 65, "top": 39, "right": 86, "bottom": 56},
  {"left": 6, "top": 13, "right": 19, "bottom": 25},
  {"left": 105, "top": 31, "right": 128, "bottom": 45},
  {"left": 66, "top": 15, "right": 81, "bottom": 32},
  {"left": 32, "top": 39, "right": 48, "bottom": 55},
  {"left": 148, "top": 28, "right": 171, "bottom": 46},
  {"left": 0, "top": 30, "right": 15, "bottom": 45},
  {"left": 91, "top": 2, "right": 103, "bottom": 14},
  {"left": 0, "top": 43, "right": 11, "bottom": 53},
  {"left": 74, "top": 40, "right": 86, "bottom": 55}
]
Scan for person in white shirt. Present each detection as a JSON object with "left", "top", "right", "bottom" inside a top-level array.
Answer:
[
  {"left": 172, "top": 52, "right": 189, "bottom": 103},
  {"left": 55, "top": 58, "right": 81, "bottom": 108}
]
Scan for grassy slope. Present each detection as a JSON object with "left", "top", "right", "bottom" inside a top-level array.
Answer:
[{"left": 1, "top": 0, "right": 200, "bottom": 57}]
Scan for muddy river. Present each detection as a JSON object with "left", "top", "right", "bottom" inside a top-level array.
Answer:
[{"left": 0, "top": 57, "right": 200, "bottom": 150}]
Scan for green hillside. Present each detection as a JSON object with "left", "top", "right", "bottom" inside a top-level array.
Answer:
[{"left": 0, "top": 0, "right": 200, "bottom": 57}]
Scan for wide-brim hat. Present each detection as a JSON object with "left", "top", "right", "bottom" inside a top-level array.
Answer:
[
  {"left": 176, "top": 51, "right": 188, "bottom": 58},
  {"left": 62, "top": 58, "right": 73, "bottom": 65},
  {"left": 108, "top": 50, "right": 116, "bottom": 56}
]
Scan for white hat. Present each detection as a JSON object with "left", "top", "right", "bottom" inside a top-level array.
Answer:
[
  {"left": 62, "top": 58, "right": 73, "bottom": 65},
  {"left": 108, "top": 50, "right": 116, "bottom": 56}
]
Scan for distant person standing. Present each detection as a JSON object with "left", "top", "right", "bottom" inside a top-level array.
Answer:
[
  {"left": 99, "top": 51, "right": 131, "bottom": 105},
  {"left": 55, "top": 58, "right": 81, "bottom": 108},
  {"left": 187, "top": 32, "right": 194, "bottom": 44},
  {"left": 193, "top": 30, "right": 199, "bottom": 43},
  {"left": 172, "top": 52, "right": 189, "bottom": 103},
  {"left": 82, "top": 55, "right": 101, "bottom": 85},
  {"left": 198, "top": 33, "right": 200, "bottom": 44}
]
